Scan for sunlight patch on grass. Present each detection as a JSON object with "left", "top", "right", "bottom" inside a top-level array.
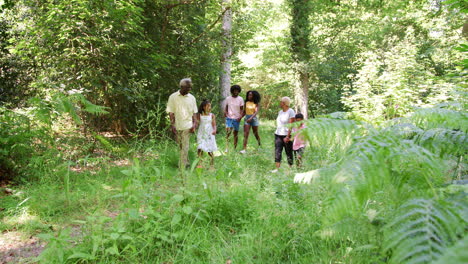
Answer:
[
  {"left": 213, "top": 150, "right": 223, "bottom": 157},
  {"left": 0, "top": 230, "right": 45, "bottom": 263},
  {"left": 4, "top": 207, "right": 38, "bottom": 226},
  {"left": 316, "top": 228, "right": 336, "bottom": 239},
  {"left": 294, "top": 169, "right": 321, "bottom": 184},
  {"left": 366, "top": 209, "right": 378, "bottom": 222},
  {"left": 101, "top": 184, "right": 119, "bottom": 192},
  {"left": 334, "top": 173, "right": 350, "bottom": 183}
]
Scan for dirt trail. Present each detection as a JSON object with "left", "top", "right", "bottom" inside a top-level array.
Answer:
[{"left": 0, "top": 231, "right": 45, "bottom": 264}]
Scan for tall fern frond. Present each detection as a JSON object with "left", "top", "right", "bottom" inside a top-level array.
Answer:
[
  {"left": 383, "top": 122, "right": 424, "bottom": 139},
  {"left": 327, "top": 111, "right": 350, "bottom": 119},
  {"left": 410, "top": 108, "right": 468, "bottom": 132},
  {"left": 50, "top": 92, "right": 109, "bottom": 125},
  {"left": 322, "top": 187, "right": 359, "bottom": 224},
  {"left": 432, "top": 235, "right": 468, "bottom": 264},
  {"left": 434, "top": 101, "right": 465, "bottom": 112},
  {"left": 336, "top": 131, "right": 444, "bottom": 190},
  {"left": 300, "top": 118, "right": 368, "bottom": 159},
  {"left": 383, "top": 198, "right": 467, "bottom": 264},
  {"left": 56, "top": 96, "right": 82, "bottom": 125},
  {"left": 414, "top": 128, "right": 467, "bottom": 157},
  {"left": 74, "top": 93, "right": 109, "bottom": 115},
  {"left": 298, "top": 129, "right": 446, "bottom": 230},
  {"left": 302, "top": 118, "right": 367, "bottom": 143}
]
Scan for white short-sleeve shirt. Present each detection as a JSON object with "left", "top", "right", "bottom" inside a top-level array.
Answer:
[
  {"left": 275, "top": 108, "right": 295, "bottom": 136},
  {"left": 166, "top": 91, "right": 198, "bottom": 130}
]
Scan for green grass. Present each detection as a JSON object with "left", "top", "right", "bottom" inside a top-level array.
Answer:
[{"left": 1, "top": 118, "right": 466, "bottom": 263}]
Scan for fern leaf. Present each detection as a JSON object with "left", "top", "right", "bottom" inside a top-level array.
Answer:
[
  {"left": 384, "top": 122, "right": 424, "bottom": 139},
  {"left": 432, "top": 235, "right": 468, "bottom": 264},
  {"left": 407, "top": 254, "right": 433, "bottom": 264},
  {"left": 293, "top": 168, "right": 322, "bottom": 184},
  {"left": 301, "top": 118, "right": 367, "bottom": 150},
  {"left": 414, "top": 128, "right": 467, "bottom": 157},
  {"left": 58, "top": 97, "right": 82, "bottom": 125},
  {"left": 327, "top": 111, "right": 350, "bottom": 119},
  {"left": 296, "top": 129, "right": 445, "bottom": 229},
  {"left": 341, "top": 132, "right": 442, "bottom": 188},
  {"left": 75, "top": 94, "right": 109, "bottom": 115},
  {"left": 393, "top": 243, "right": 443, "bottom": 264},
  {"left": 385, "top": 224, "right": 441, "bottom": 253},
  {"left": 320, "top": 185, "right": 364, "bottom": 229},
  {"left": 411, "top": 107, "right": 468, "bottom": 132},
  {"left": 384, "top": 198, "right": 466, "bottom": 264}
]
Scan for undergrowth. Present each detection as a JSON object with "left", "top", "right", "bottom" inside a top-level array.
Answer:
[{"left": 1, "top": 105, "right": 466, "bottom": 263}]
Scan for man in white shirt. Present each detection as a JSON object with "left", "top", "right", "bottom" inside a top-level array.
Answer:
[{"left": 167, "top": 78, "right": 198, "bottom": 170}]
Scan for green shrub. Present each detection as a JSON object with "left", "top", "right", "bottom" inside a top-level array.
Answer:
[{"left": 0, "top": 107, "right": 49, "bottom": 180}]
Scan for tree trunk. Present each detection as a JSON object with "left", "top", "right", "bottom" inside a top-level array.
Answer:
[
  {"left": 296, "top": 71, "right": 309, "bottom": 119},
  {"left": 463, "top": 17, "right": 468, "bottom": 39},
  {"left": 220, "top": 0, "right": 232, "bottom": 110},
  {"left": 288, "top": 0, "right": 312, "bottom": 119}
]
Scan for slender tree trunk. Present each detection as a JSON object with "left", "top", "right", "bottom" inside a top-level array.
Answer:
[
  {"left": 288, "top": 0, "right": 311, "bottom": 119},
  {"left": 220, "top": 0, "right": 232, "bottom": 110},
  {"left": 297, "top": 71, "right": 309, "bottom": 119},
  {"left": 463, "top": 17, "right": 468, "bottom": 39}
]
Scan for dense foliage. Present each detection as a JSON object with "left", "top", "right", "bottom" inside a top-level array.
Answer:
[
  {"left": 0, "top": 0, "right": 466, "bottom": 263},
  {"left": 1, "top": 0, "right": 261, "bottom": 133}
]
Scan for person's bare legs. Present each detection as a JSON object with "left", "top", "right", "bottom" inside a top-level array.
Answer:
[
  {"left": 252, "top": 126, "right": 261, "bottom": 146},
  {"left": 208, "top": 152, "right": 214, "bottom": 169},
  {"left": 233, "top": 130, "right": 239, "bottom": 150},
  {"left": 272, "top": 134, "right": 283, "bottom": 172},
  {"left": 297, "top": 154, "right": 302, "bottom": 167},
  {"left": 197, "top": 149, "right": 203, "bottom": 168},
  {"left": 243, "top": 124, "right": 251, "bottom": 151},
  {"left": 225, "top": 127, "right": 233, "bottom": 152}
]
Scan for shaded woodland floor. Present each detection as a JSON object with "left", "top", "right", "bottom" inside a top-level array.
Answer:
[
  {"left": 1, "top": 118, "right": 466, "bottom": 263},
  {"left": 0, "top": 121, "right": 295, "bottom": 263}
]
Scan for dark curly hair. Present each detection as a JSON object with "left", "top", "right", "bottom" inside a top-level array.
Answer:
[
  {"left": 245, "top": 90, "right": 261, "bottom": 104},
  {"left": 295, "top": 113, "right": 304, "bottom": 119},
  {"left": 230, "top": 85, "right": 241, "bottom": 94},
  {"left": 198, "top": 99, "right": 211, "bottom": 114}
]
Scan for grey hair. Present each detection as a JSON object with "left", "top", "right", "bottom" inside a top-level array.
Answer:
[
  {"left": 281, "top": 96, "right": 291, "bottom": 106},
  {"left": 179, "top": 78, "right": 192, "bottom": 88}
]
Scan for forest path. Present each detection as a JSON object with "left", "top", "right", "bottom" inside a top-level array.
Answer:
[{"left": 0, "top": 121, "right": 284, "bottom": 263}]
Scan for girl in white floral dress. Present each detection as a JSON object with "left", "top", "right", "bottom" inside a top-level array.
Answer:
[{"left": 196, "top": 99, "right": 217, "bottom": 168}]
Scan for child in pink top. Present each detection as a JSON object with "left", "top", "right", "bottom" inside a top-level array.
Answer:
[{"left": 292, "top": 113, "right": 306, "bottom": 167}]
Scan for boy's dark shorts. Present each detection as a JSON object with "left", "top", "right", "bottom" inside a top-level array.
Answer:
[{"left": 294, "top": 147, "right": 305, "bottom": 157}]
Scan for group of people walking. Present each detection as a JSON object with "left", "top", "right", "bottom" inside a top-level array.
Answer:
[{"left": 166, "top": 78, "right": 306, "bottom": 172}]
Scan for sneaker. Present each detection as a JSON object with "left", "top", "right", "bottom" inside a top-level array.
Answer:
[
  {"left": 239, "top": 150, "right": 246, "bottom": 154},
  {"left": 270, "top": 169, "right": 279, "bottom": 173}
]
